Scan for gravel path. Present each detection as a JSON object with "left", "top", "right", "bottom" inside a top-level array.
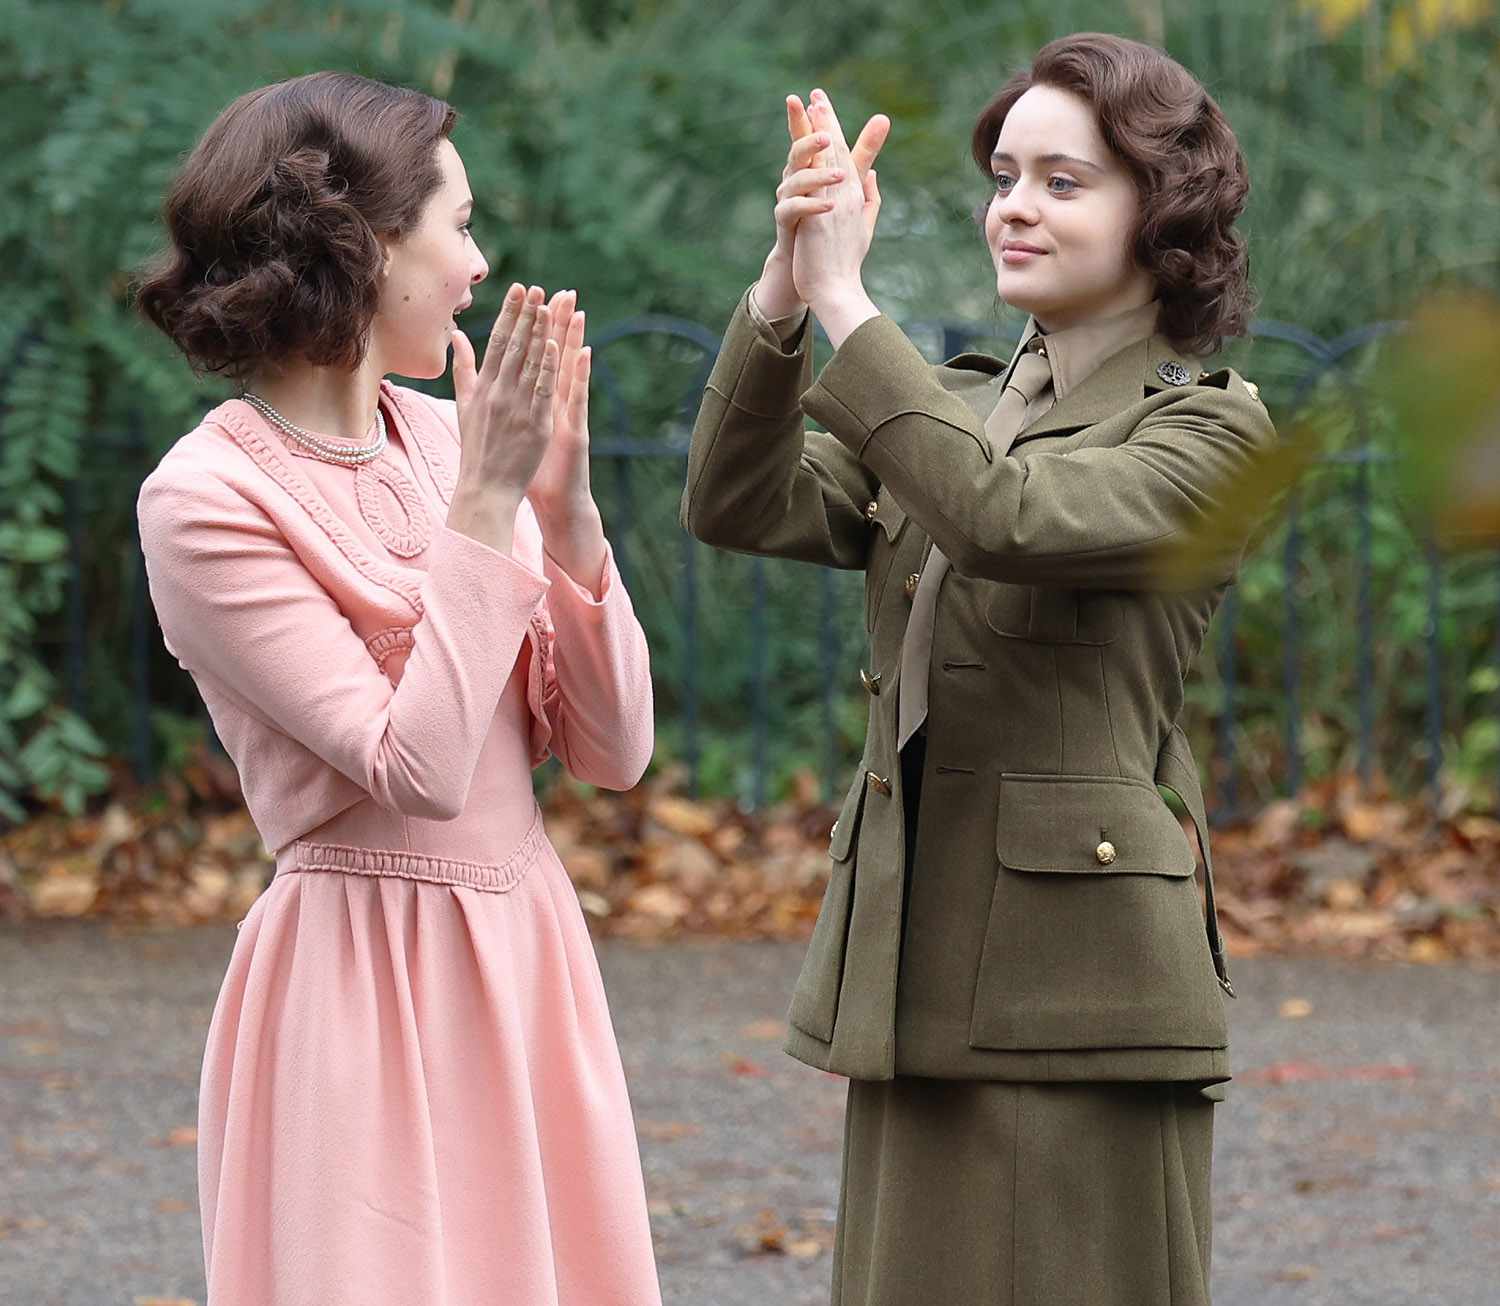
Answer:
[{"left": 2, "top": 922, "right": 1497, "bottom": 1305}]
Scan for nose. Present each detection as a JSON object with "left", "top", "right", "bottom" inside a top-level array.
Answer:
[
  {"left": 470, "top": 249, "right": 489, "bottom": 286},
  {"left": 993, "top": 178, "right": 1041, "bottom": 229}
]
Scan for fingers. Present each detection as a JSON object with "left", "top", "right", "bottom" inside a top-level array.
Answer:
[
  {"left": 478, "top": 282, "right": 526, "bottom": 388},
  {"left": 808, "top": 89, "right": 852, "bottom": 169},
  {"left": 785, "top": 94, "right": 814, "bottom": 142},
  {"left": 566, "top": 344, "right": 591, "bottom": 435},
  {"left": 547, "top": 288, "right": 576, "bottom": 354},
  {"left": 777, "top": 165, "right": 846, "bottom": 202},
  {"left": 557, "top": 307, "right": 585, "bottom": 411},
  {"left": 497, "top": 287, "right": 546, "bottom": 390},
  {"left": 850, "top": 114, "right": 891, "bottom": 175},
  {"left": 451, "top": 326, "right": 477, "bottom": 409},
  {"left": 862, "top": 168, "right": 882, "bottom": 240},
  {"left": 517, "top": 300, "right": 551, "bottom": 389},
  {"left": 775, "top": 195, "right": 837, "bottom": 233},
  {"left": 529, "top": 339, "right": 561, "bottom": 430},
  {"left": 784, "top": 129, "right": 830, "bottom": 178},
  {"left": 546, "top": 288, "right": 576, "bottom": 402}
]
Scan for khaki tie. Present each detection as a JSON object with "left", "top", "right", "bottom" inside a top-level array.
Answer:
[{"left": 896, "top": 344, "right": 1054, "bottom": 751}]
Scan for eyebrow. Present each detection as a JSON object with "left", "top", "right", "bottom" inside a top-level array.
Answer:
[
  {"left": 991, "top": 150, "right": 1105, "bottom": 173},
  {"left": 456, "top": 199, "right": 474, "bottom": 214}
]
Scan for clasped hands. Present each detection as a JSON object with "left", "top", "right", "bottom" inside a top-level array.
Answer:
[{"left": 757, "top": 89, "right": 891, "bottom": 349}]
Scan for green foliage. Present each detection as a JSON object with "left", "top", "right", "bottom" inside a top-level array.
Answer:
[{"left": 1, "top": 0, "right": 1497, "bottom": 815}]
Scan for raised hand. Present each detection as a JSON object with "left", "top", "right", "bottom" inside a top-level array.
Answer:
[
  {"left": 790, "top": 89, "right": 878, "bottom": 314},
  {"left": 526, "top": 287, "right": 594, "bottom": 519},
  {"left": 756, "top": 94, "right": 889, "bottom": 321},
  {"left": 450, "top": 283, "right": 559, "bottom": 505}
]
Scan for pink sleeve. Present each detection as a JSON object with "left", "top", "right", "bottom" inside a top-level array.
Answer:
[
  {"left": 524, "top": 542, "right": 654, "bottom": 790},
  {"left": 137, "top": 465, "right": 549, "bottom": 822}
]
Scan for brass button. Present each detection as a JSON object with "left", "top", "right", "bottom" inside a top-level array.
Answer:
[
  {"left": 866, "top": 771, "right": 891, "bottom": 797},
  {"left": 1095, "top": 840, "right": 1117, "bottom": 866},
  {"left": 865, "top": 499, "right": 880, "bottom": 522},
  {"left": 904, "top": 572, "right": 920, "bottom": 600},
  {"left": 830, "top": 820, "right": 840, "bottom": 839},
  {"left": 1244, "top": 379, "right": 1261, "bottom": 401},
  {"left": 860, "top": 668, "right": 882, "bottom": 696}
]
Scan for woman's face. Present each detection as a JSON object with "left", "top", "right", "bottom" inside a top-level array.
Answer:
[
  {"left": 372, "top": 138, "right": 489, "bottom": 379},
  {"left": 983, "top": 84, "right": 1155, "bottom": 331}
]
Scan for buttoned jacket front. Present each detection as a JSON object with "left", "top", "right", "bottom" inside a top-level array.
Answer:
[{"left": 682, "top": 289, "right": 1276, "bottom": 1085}]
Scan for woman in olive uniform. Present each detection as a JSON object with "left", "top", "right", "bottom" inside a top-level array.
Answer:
[{"left": 681, "top": 32, "right": 1274, "bottom": 1306}]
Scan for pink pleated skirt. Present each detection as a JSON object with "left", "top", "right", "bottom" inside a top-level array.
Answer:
[{"left": 196, "top": 813, "right": 662, "bottom": 1305}]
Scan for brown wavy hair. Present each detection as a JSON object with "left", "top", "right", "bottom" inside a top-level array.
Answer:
[
  {"left": 971, "top": 33, "right": 1254, "bottom": 356},
  {"left": 135, "top": 71, "right": 457, "bottom": 381}
]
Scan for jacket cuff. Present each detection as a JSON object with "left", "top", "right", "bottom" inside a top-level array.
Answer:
[
  {"left": 746, "top": 281, "right": 810, "bottom": 352},
  {"left": 431, "top": 522, "right": 551, "bottom": 600},
  {"left": 543, "top": 537, "right": 618, "bottom": 609},
  {"left": 703, "top": 286, "right": 814, "bottom": 420}
]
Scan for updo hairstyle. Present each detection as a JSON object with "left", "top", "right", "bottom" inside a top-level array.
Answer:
[{"left": 135, "top": 71, "right": 456, "bottom": 380}]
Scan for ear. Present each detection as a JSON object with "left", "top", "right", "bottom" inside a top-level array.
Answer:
[{"left": 376, "top": 235, "right": 395, "bottom": 279}]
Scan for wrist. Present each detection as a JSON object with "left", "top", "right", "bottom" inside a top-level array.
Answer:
[
  {"left": 812, "top": 284, "right": 880, "bottom": 350},
  {"left": 754, "top": 254, "right": 804, "bottom": 321},
  {"left": 530, "top": 490, "right": 600, "bottom": 534}
]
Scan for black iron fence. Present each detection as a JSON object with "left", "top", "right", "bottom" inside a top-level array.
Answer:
[{"left": 56, "top": 309, "right": 1499, "bottom": 824}]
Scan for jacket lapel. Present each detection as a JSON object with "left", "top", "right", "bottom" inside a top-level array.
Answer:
[
  {"left": 1012, "top": 337, "right": 1151, "bottom": 445},
  {"left": 1009, "top": 334, "right": 1203, "bottom": 447}
]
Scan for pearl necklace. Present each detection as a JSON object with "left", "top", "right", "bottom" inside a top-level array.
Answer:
[{"left": 241, "top": 393, "right": 388, "bottom": 466}]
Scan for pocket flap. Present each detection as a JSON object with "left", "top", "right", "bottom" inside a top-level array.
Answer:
[
  {"left": 829, "top": 770, "right": 869, "bottom": 862},
  {"left": 996, "top": 773, "right": 1196, "bottom": 876}
]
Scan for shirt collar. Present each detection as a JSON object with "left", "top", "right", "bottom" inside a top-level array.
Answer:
[{"left": 1007, "top": 300, "right": 1163, "bottom": 400}]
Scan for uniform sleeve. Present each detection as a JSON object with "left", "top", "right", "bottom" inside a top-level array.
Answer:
[
  {"left": 524, "top": 540, "right": 654, "bottom": 790},
  {"left": 680, "top": 286, "right": 878, "bottom": 570},
  {"left": 137, "top": 464, "right": 549, "bottom": 821},
  {"left": 745, "top": 283, "right": 810, "bottom": 351},
  {"left": 801, "top": 314, "right": 1277, "bottom": 590}
]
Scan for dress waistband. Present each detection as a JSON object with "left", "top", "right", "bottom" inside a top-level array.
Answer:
[{"left": 277, "top": 804, "right": 547, "bottom": 894}]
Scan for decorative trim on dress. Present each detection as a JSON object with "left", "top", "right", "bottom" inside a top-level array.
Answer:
[
  {"left": 364, "top": 626, "right": 416, "bottom": 671},
  {"left": 284, "top": 805, "right": 547, "bottom": 893},
  {"left": 207, "top": 404, "right": 427, "bottom": 615},
  {"left": 382, "top": 381, "right": 458, "bottom": 505},
  {"left": 354, "top": 459, "right": 433, "bottom": 558}
]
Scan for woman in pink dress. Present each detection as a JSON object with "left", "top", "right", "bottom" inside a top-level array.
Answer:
[{"left": 133, "top": 71, "right": 661, "bottom": 1305}]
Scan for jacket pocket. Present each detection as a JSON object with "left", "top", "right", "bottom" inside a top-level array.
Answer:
[
  {"left": 984, "top": 585, "right": 1119, "bottom": 645},
  {"left": 967, "top": 772, "right": 1227, "bottom": 1052},
  {"left": 788, "top": 772, "right": 868, "bottom": 1043},
  {"left": 996, "top": 772, "right": 1195, "bottom": 875},
  {"left": 864, "top": 488, "right": 909, "bottom": 630}
]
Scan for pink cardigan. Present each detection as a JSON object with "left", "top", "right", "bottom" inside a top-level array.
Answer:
[{"left": 137, "top": 381, "right": 653, "bottom": 865}]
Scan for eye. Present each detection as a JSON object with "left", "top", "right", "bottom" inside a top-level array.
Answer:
[
  {"left": 1047, "top": 175, "right": 1079, "bottom": 195},
  {"left": 459, "top": 221, "right": 474, "bottom": 238},
  {"left": 992, "top": 172, "right": 1014, "bottom": 193}
]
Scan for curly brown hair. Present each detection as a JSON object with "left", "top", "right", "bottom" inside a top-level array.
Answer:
[
  {"left": 134, "top": 71, "right": 457, "bottom": 381},
  {"left": 971, "top": 33, "right": 1254, "bottom": 357}
]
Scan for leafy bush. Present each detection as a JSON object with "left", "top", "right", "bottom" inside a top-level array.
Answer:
[{"left": 1, "top": 0, "right": 1497, "bottom": 816}]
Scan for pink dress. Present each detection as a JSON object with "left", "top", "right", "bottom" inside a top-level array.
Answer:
[{"left": 136, "top": 382, "right": 662, "bottom": 1306}]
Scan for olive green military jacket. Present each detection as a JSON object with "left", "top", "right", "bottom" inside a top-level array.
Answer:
[{"left": 681, "top": 288, "right": 1276, "bottom": 1085}]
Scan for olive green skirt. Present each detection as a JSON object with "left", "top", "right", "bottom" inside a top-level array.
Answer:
[{"left": 831, "top": 1075, "right": 1217, "bottom": 1306}]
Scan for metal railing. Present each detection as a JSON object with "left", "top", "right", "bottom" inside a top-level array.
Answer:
[{"left": 56, "top": 308, "right": 1490, "bottom": 823}]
